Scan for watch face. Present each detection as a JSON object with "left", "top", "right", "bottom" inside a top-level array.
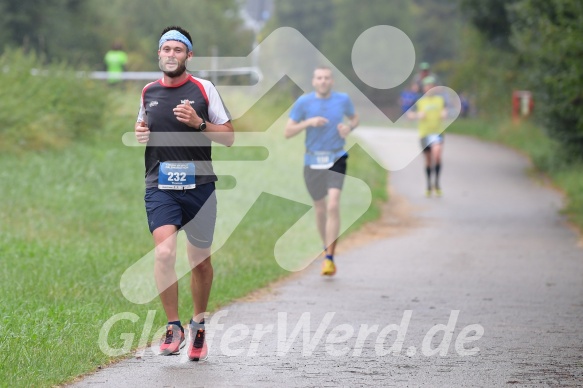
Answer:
[{"left": 200, "top": 121, "right": 207, "bottom": 131}]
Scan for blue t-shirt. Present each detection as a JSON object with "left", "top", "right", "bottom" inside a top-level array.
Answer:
[
  {"left": 400, "top": 89, "right": 420, "bottom": 114},
  {"left": 289, "top": 92, "right": 355, "bottom": 164}
]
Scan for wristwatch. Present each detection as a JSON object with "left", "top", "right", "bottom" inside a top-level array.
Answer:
[{"left": 198, "top": 119, "right": 207, "bottom": 132}]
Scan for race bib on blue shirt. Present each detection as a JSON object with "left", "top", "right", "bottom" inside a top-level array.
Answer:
[
  {"left": 306, "top": 151, "right": 335, "bottom": 170},
  {"left": 158, "top": 162, "right": 196, "bottom": 190}
]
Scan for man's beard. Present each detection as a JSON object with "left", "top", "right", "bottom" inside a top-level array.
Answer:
[
  {"left": 163, "top": 63, "right": 187, "bottom": 78},
  {"left": 159, "top": 58, "right": 187, "bottom": 78}
]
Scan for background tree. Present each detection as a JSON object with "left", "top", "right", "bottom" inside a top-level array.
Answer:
[
  {"left": 459, "top": 0, "right": 583, "bottom": 157},
  {"left": 0, "top": 0, "right": 255, "bottom": 69},
  {"left": 411, "top": 0, "right": 462, "bottom": 68},
  {"left": 261, "top": 0, "right": 334, "bottom": 49},
  {"left": 322, "top": 0, "right": 416, "bottom": 113},
  {"left": 510, "top": 0, "right": 583, "bottom": 155},
  {"left": 0, "top": 0, "right": 97, "bottom": 63},
  {"left": 459, "top": 0, "right": 518, "bottom": 49}
]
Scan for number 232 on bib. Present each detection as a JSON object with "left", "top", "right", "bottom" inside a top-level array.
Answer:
[{"left": 158, "top": 162, "right": 196, "bottom": 190}]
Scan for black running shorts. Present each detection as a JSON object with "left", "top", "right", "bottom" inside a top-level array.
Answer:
[
  {"left": 144, "top": 182, "right": 217, "bottom": 248},
  {"left": 303, "top": 155, "right": 348, "bottom": 201}
]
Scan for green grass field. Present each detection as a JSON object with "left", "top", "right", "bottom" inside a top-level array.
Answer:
[{"left": 0, "top": 88, "right": 387, "bottom": 387}]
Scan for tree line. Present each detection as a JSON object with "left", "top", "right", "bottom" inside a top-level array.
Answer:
[
  {"left": 456, "top": 0, "right": 582, "bottom": 157},
  {"left": 1, "top": 0, "right": 579, "bottom": 157},
  {"left": 0, "top": 0, "right": 255, "bottom": 69}
]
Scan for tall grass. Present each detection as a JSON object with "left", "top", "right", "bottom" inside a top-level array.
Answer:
[{"left": 0, "top": 50, "right": 107, "bottom": 152}]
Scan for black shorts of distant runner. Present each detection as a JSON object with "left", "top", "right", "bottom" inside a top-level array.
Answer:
[{"left": 303, "top": 155, "right": 348, "bottom": 201}]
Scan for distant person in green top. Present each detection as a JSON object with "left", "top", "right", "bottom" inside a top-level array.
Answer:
[
  {"left": 408, "top": 76, "right": 447, "bottom": 197},
  {"left": 104, "top": 42, "right": 128, "bottom": 84}
]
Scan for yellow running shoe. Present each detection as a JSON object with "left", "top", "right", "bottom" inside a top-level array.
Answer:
[
  {"left": 321, "top": 259, "right": 336, "bottom": 276},
  {"left": 435, "top": 188, "right": 442, "bottom": 197}
]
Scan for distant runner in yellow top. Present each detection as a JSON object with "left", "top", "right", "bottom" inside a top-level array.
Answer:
[{"left": 408, "top": 76, "right": 447, "bottom": 197}]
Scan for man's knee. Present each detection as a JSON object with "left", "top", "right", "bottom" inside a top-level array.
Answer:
[
  {"left": 188, "top": 244, "right": 212, "bottom": 271},
  {"left": 155, "top": 245, "right": 176, "bottom": 266},
  {"left": 192, "top": 256, "right": 213, "bottom": 274},
  {"left": 327, "top": 200, "right": 340, "bottom": 215},
  {"left": 327, "top": 191, "right": 341, "bottom": 214},
  {"left": 314, "top": 199, "right": 327, "bottom": 215}
]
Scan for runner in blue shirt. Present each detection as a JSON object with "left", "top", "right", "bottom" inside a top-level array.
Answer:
[
  {"left": 285, "top": 66, "right": 359, "bottom": 276},
  {"left": 399, "top": 81, "right": 421, "bottom": 115}
]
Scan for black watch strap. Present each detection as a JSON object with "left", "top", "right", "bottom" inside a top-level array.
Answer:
[{"left": 198, "top": 119, "right": 207, "bottom": 132}]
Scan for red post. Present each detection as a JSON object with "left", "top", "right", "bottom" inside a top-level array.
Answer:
[{"left": 512, "top": 91, "right": 534, "bottom": 123}]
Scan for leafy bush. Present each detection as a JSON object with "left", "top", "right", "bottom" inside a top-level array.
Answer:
[
  {"left": 458, "top": 0, "right": 583, "bottom": 158},
  {"left": 510, "top": 0, "right": 583, "bottom": 157},
  {"left": 0, "top": 49, "right": 108, "bottom": 152}
]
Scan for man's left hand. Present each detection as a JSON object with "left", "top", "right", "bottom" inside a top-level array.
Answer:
[
  {"left": 337, "top": 123, "right": 352, "bottom": 139},
  {"left": 173, "top": 100, "right": 204, "bottom": 128}
]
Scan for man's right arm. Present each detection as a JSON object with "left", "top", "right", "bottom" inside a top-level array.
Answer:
[
  {"left": 284, "top": 117, "right": 328, "bottom": 139},
  {"left": 284, "top": 118, "right": 306, "bottom": 139},
  {"left": 135, "top": 103, "right": 150, "bottom": 143}
]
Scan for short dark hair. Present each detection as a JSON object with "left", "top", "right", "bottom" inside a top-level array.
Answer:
[
  {"left": 313, "top": 66, "right": 333, "bottom": 77},
  {"left": 315, "top": 65, "right": 332, "bottom": 72},
  {"left": 160, "top": 26, "right": 193, "bottom": 50}
]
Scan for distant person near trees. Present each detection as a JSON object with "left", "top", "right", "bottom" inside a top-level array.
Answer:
[
  {"left": 408, "top": 76, "right": 447, "bottom": 197},
  {"left": 104, "top": 42, "right": 128, "bottom": 85},
  {"left": 459, "top": 92, "right": 471, "bottom": 118},
  {"left": 399, "top": 81, "right": 421, "bottom": 116},
  {"left": 413, "top": 62, "right": 439, "bottom": 91}
]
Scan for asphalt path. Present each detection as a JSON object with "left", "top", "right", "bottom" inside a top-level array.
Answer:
[{"left": 72, "top": 128, "right": 583, "bottom": 387}]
